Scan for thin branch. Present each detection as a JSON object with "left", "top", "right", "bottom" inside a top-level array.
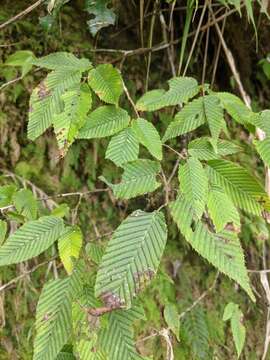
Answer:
[
  {"left": 0, "top": 0, "right": 45, "bottom": 30},
  {"left": 162, "top": 144, "right": 185, "bottom": 159},
  {"left": 0, "top": 188, "right": 108, "bottom": 213},
  {"left": 248, "top": 269, "right": 270, "bottom": 274},
  {"left": 182, "top": 0, "right": 208, "bottom": 76},
  {"left": 0, "top": 76, "right": 23, "bottom": 91},
  {"left": 89, "top": 7, "right": 241, "bottom": 62},
  {"left": 123, "top": 81, "right": 139, "bottom": 117},
  {"left": 161, "top": 168, "right": 169, "bottom": 205},
  {"left": 160, "top": 13, "right": 176, "bottom": 77},
  {"left": 201, "top": 7, "right": 211, "bottom": 86},
  {"left": 179, "top": 272, "right": 219, "bottom": 320},
  {"left": 0, "top": 68, "right": 40, "bottom": 91},
  {"left": 211, "top": 10, "right": 227, "bottom": 86},
  {"left": 0, "top": 257, "right": 56, "bottom": 293},
  {"left": 167, "top": 157, "right": 181, "bottom": 185}
]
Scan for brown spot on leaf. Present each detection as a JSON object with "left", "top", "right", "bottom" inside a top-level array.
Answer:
[
  {"left": 42, "top": 313, "right": 51, "bottom": 321},
  {"left": 37, "top": 81, "right": 51, "bottom": 100},
  {"left": 100, "top": 291, "right": 123, "bottom": 308},
  {"left": 224, "top": 222, "right": 241, "bottom": 233},
  {"left": 134, "top": 269, "right": 155, "bottom": 293}
]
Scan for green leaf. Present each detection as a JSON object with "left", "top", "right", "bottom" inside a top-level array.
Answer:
[
  {"left": 0, "top": 220, "right": 7, "bottom": 246},
  {"left": 5, "top": 50, "right": 34, "bottom": 76},
  {"left": 0, "top": 184, "right": 17, "bottom": 207},
  {"left": 85, "top": 0, "right": 116, "bottom": 36},
  {"left": 51, "top": 203, "right": 70, "bottom": 218},
  {"left": 191, "top": 223, "right": 254, "bottom": 301},
  {"left": 56, "top": 353, "right": 76, "bottom": 360},
  {"left": 215, "top": 92, "right": 253, "bottom": 125},
  {"left": 28, "top": 69, "right": 82, "bottom": 140},
  {"left": 31, "top": 52, "right": 91, "bottom": 71},
  {"left": 178, "top": 157, "right": 208, "bottom": 219},
  {"left": 100, "top": 159, "right": 161, "bottom": 199},
  {"left": 88, "top": 64, "right": 123, "bottom": 105},
  {"left": 95, "top": 210, "right": 167, "bottom": 308},
  {"left": 99, "top": 305, "right": 145, "bottom": 360},
  {"left": 77, "top": 106, "right": 130, "bottom": 139},
  {"left": 85, "top": 243, "right": 104, "bottom": 264},
  {"left": 136, "top": 89, "right": 166, "bottom": 112},
  {"left": 162, "top": 97, "right": 205, "bottom": 142},
  {"left": 164, "top": 303, "right": 180, "bottom": 341},
  {"left": 105, "top": 127, "right": 139, "bottom": 166},
  {"left": 136, "top": 77, "right": 199, "bottom": 111},
  {"left": 33, "top": 268, "right": 82, "bottom": 360},
  {"left": 170, "top": 197, "right": 255, "bottom": 301},
  {"left": 132, "top": 118, "right": 162, "bottom": 160},
  {"left": 250, "top": 110, "right": 270, "bottom": 136},
  {"left": 53, "top": 84, "right": 92, "bottom": 154},
  {"left": 181, "top": 306, "right": 211, "bottom": 360},
  {"left": 56, "top": 352, "right": 76, "bottom": 360},
  {"left": 207, "top": 159, "right": 268, "bottom": 215},
  {"left": 0, "top": 216, "right": 64, "bottom": 266},
  {"left": 188, "top": 137, "right": 242, "bottom": 160},
  {"left": 223, "top": 303, "right": 246, "bottom": 358},
  {"left": 77, "top": 338, "right": 106, "bottom": 360},
  {"left": 58, "top": 226, "right": 83, "bottom": 274},
  {"left": 207, "top": 186, "right": 240, "bottom": 232},
  {"left": 254, "top": 137, "right": 270, "bottom": 167},
  {"left": 169, "top": 194, "right": 194, "bottom": 239},
  {"left": 13, "top": 189, "right": 38, "bottom": 220},
  {"left": 203, "top": 95, "right": 225, "bottom": 150}
]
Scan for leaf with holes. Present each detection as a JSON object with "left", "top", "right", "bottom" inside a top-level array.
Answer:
[
  {"left": 88, "top": 64, "right": 123, "bottom": 105},
  {"left": 100, "top": 159, "right": 161, "bottom": 199},
  {"left": 162, "top": 97, "right": 205, "bottom": 142},
  {"left": 178, "top": 157, "right": 208, "bottom": 219},
  {"left": 0, "top": 216, "right": 64, "bottom": 266},
  {"left": 53, "top": 84, "right": 92, "bottom": 154},
  {"left": 136, "top": 77, "right": 199, "bottom": 111},
  {"left": 95, "top": 210, "right": 167, "bottom": 308},
  {"left": 132, "top": 118, "right": 162, "bottom": 160},
  {"left": 77, "top": 106, "right": 129, "bottom": 139},
  {"left": 105, "top": 127, "right": 139, "bottom": 166},
  {"left": 85, "top": 0, "right": 116, "bottom": 36},
  {"left": 28, "top": 69, "right": 82, "bottom": 140}
]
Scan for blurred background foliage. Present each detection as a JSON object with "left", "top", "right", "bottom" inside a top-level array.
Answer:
[{"left": 1, "top": 0, "right": 270, "bottom": 359}]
